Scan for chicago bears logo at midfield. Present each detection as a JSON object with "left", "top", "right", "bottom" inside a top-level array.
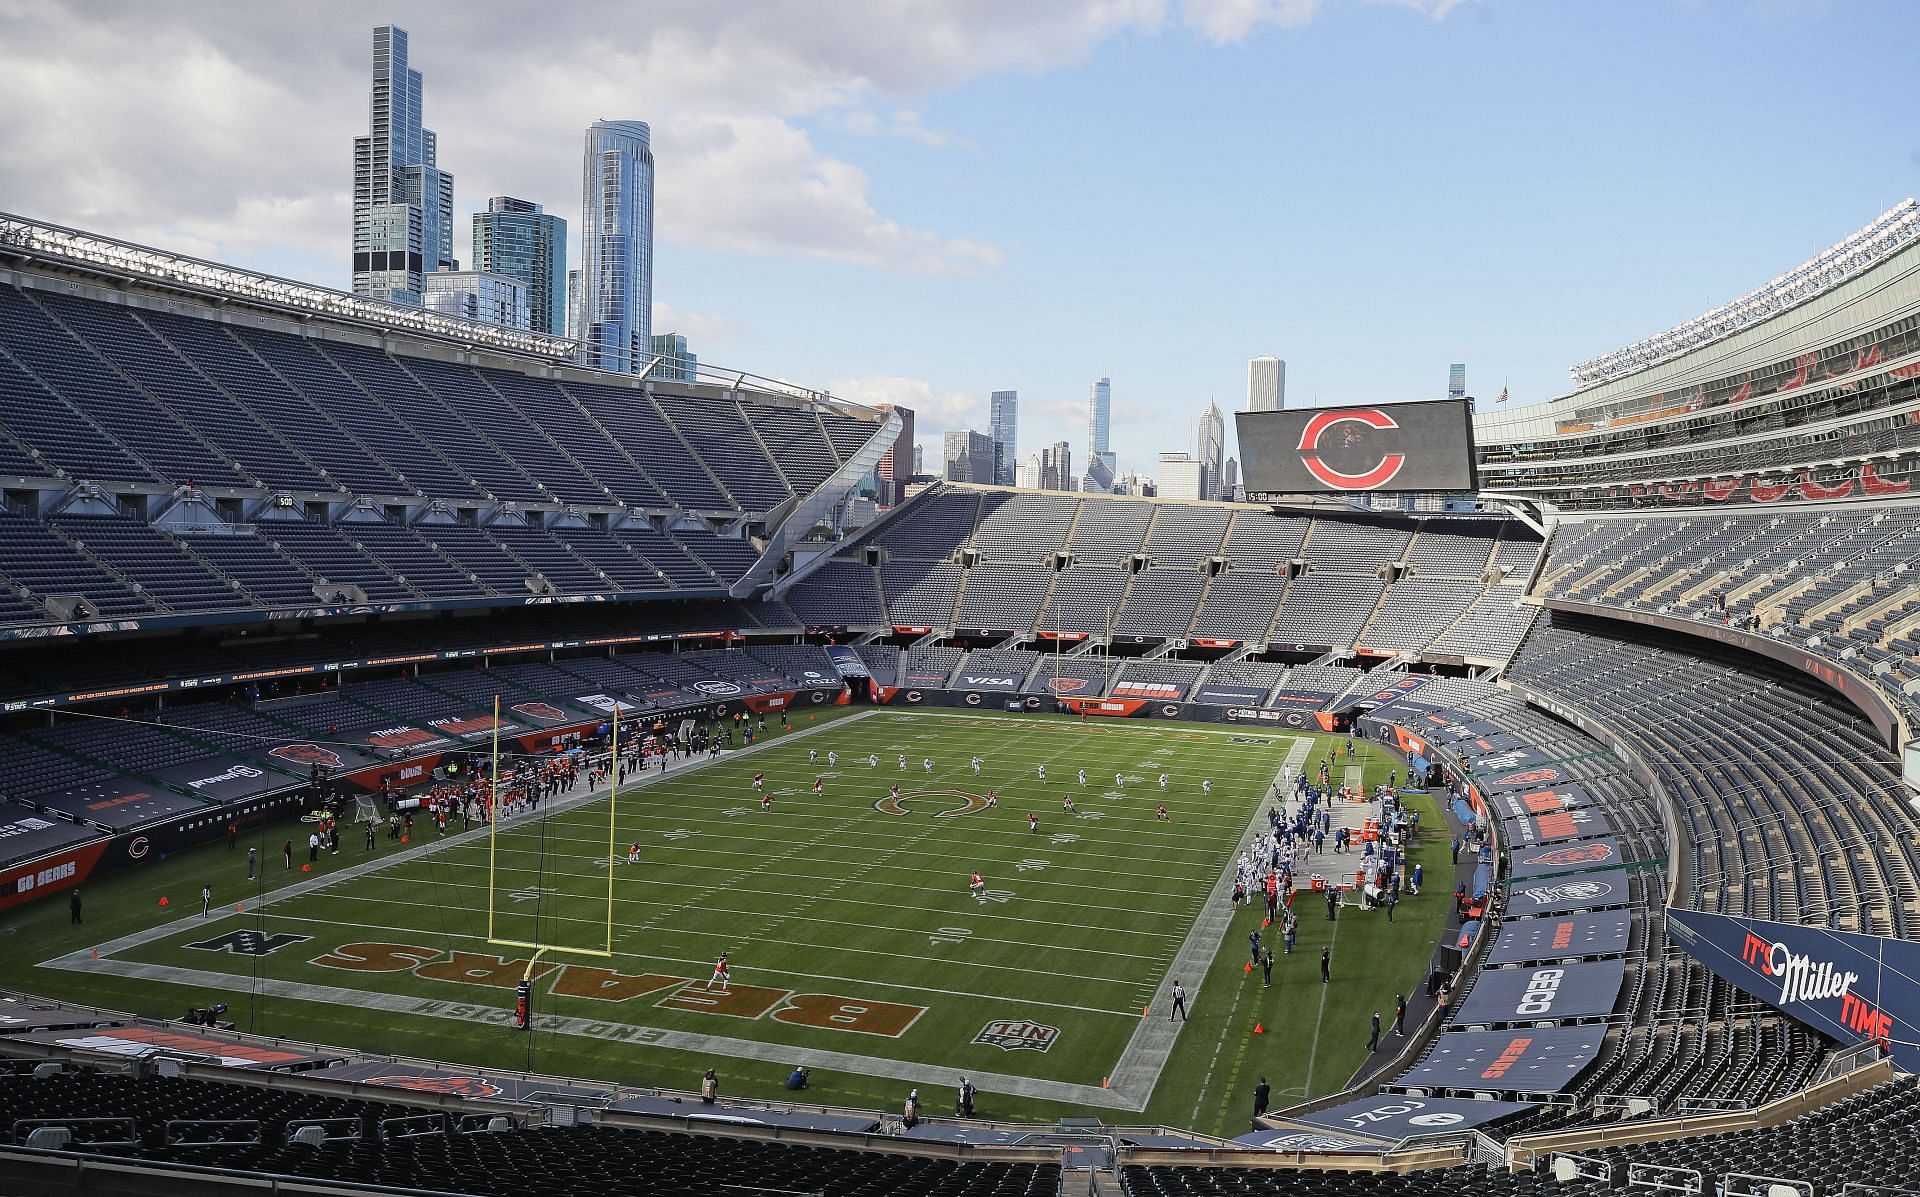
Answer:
[
  {"left": 365, "top": 1075, "right": 504, "bottom": 1099},
  {"left": 1296, "top": 408, "right": 1408, "bottom": 490},
  {"left": 1520, "top": 841, "right": 1617, "bottom": 868},
  {"left": 873, "top": 789, "right": 993, "bottom": 818}
]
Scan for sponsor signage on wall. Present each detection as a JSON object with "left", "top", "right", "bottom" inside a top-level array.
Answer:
[
  {"left": 1667, "top": 909, "right": 1920, "bottom": 1071},
  {"left": 1451, "top": 959, "right": 1626, "bottom": 1025}
]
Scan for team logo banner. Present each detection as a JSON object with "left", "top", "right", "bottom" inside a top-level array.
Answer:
[
  {"left": 1667, "top": 909, "right": 1920, "bottom": 1071},
  {"left": 1506, "top": 837, "right": 1622, "bottom": 880}
]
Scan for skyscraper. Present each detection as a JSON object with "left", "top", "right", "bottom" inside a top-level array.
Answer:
[
  {"left": 943, "top": 430, "right": 994, "bottom": 484},
  {"left": 1448, "top": 363, "right": 1466, "bottom": 399},
  {"left": 875, "top": 404, "right": 915, "bottom": 505},
  {"left": 352, "top": 26, "right": 454, "bottom": 305},
  {"left": 1156, "top": 452, "right": 1205, "bottom": 502},
  {"left": 472, "top": 197, "right": 567, "bottom": 336},
  {"left": 648, "top": 333, "right": 697, "bottom": 382},
  {"left": 1196, "top": 401, "right": 1226, "bottom": 501},
  {"left": 421, "top": 270, "right": 529, "bottom": 329},
  {"left": 576, "top": 120, "right": 654, "bottom": 372},
  {"left": 1088, "top": 377, "right": 1114, "bottom": 473},
  {"left": 1248, "top": 357, "right": 1285, "bottom": 411},
  {"left": 1222, "top": 457, "right": 1238, "bottom": 502},
  {"left": 1040, "top": 441, "right": 1075, "bottom": 492},
  {"left": 988, "top": 390, "right": 1019, "bottom": 487}
]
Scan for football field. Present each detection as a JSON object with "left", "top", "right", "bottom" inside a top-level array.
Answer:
[{"left": 15, "top": 708, "right": 1449, "bottom": 1136}]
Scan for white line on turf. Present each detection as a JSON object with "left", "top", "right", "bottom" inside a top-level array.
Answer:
[{"left": 1101, "top": 734, "right": 1316, "bottom": 1106}]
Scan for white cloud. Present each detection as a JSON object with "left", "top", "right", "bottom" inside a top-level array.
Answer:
[
  {"left": 826, "top": 375, "right": 983, "bottom": 434},
  {"left": 650, "top": 300, "right": 741, "bottom": 347},
  {"left": 1178, "top": 0, "right": 1471, "bottom": 44}
]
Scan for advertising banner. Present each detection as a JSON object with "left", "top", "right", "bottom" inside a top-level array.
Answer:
[
  {"left": 0, "top": 802, "right": 106, "bottom": 869},
  {"left": 1490, "top": 785, "right": 1594, "bottom": 821},
  {"left": 1667, "top": 908, "right": 1920, "bottom": 1071},
  {"left": 11, "top": 1025, "right": 345, "bottom": 1072},
  {"left": 1483, "top": 911, "right": 1633, "bottom": 965},
  {"left": 1451, "top": 959, "right": 1625, "bottom": 1025},
  {"left": 1503, "top": 806, "right": 1615, "bottom": 848},
  {"left": 1111, "top": 680, "right": 1188, "bottom": 700},
  {"left": 1293, "top": 1094, "right": 1535, "bottom": 1140},
  {"left": 952, "top": 673, "right": 1026, "bottom": 694},
  {"left": 1506, "top": 837, "right": 1625, "bottom": 880},
  {"left": 0, "top": 835, "right": 112, "bottom": 911},
  {"left": 1189, "top": 683, "right": 1272, "bottom": 706},
  {"left": 149, "top": 757, "right": 293, "bottom": 804},
  {"left": 26, "top": 780, "right": 212, "bottom": 832},
  {"left": 1393, "top": 1025, "right": 1606, "bottom": 1094},
  {"left": 1503, "top": 870, "right": 1633, "bottom": 915},
  {"left": 423, "top": 710, "right": 526, "bottom": 742}
]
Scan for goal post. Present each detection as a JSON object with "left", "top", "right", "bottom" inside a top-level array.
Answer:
[{"left": 484, "top": 696, "right": 618, "bottom": 962}]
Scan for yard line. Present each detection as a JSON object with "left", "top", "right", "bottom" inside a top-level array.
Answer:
[
  {"left": 353, "top": 867, "right": 1188, "bottom": 946},
  {"left": 1103, "top": 734, "right": 1317, "bottom": 1106},
  {"left": 43, "top": 956, "right": 1135, "bottom": 1109},
  {"left": 137, "top": 907, "right": 1148, "bottom": 1017}
]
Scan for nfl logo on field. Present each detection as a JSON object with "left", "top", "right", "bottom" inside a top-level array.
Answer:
[{"left": 972, "top": 1020, "right": 1059, "bottom": 1052}]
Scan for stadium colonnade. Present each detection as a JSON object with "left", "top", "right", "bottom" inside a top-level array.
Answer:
[{"left": 0, "top": 205, "right": 1917, "bottom": 1193}]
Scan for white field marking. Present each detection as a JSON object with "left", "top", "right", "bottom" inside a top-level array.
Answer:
[
  {"left": 1300, "top": 917, "right": 1341, "bottom": 1098},
  {"left": 48, "top": 712, "right": 1312, "bottom": 1109},
  {"left": 467, "top": 867, "right": 1186, "bottom": 944},
  {"left": 41, "top": 710, "right": 884, "bottom": 968},
  {"left": 42, "top": 957, "right": 1139, "bottom": 1109},
  {"left": 310, "top": 879, "right": 1176, "bottom": 964},
  {"left": 105, "top": 907, "right": 1144, "bottom": 1019},
  {"left": 1102, "top": 734, "right": 1317, "bottom": 1105}
]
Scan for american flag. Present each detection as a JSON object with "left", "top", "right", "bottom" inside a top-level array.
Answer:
[{"left": 1496, "top": 386, "right": 1508, "bottom": 404}]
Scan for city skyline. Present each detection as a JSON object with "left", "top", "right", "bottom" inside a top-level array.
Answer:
[
  {"left": 350, "top": 25, "right": 453, "bottom": 305},
  {"left": 9, "top": 4, "right": 1916, "bottom": 479}
]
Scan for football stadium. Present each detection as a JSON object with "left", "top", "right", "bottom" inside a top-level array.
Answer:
[{"left": 4, "top": 12, "right": 1920, "bottom": 1197}]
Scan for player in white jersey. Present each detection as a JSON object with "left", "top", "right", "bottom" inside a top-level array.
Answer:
[
  {"left": 1076, "top": 768, "right": 1087, "bottom": 787},
  {"left": 1202, "top": 779, "right": 1213, "bottom": 794},
  {"left": 1037, "top": 764, "right": 1048, "bottom": 781},
  {"left": 827, "top": 750, "right": 838, "bottom": 767},
  {"left": 1115, "top": 772, "right": 1125, "bottom": 788},
  {"left": 898, "top": 754, "right": 907, "bottom": 770},
  {"left": 808, "top": 748, "right": 818, "bottom": 763},
  {"left": 1158, "top": 773, "right": 1168, "bottom": 790},
  {"left": 869, "top": 753, "right": 879, "bottom": 767},
  {"left": 923, "top": 758, "right": 934, "bottom": 773},
  {"left": 971, "top": 756, "right": 982, "bottom": 775}
]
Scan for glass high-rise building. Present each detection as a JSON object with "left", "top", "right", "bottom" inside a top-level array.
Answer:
[
  {"left": 1088, "top": 376, "right": 1112, "bottom": 464},
  {"left": 576, "top": 120, "right": 654, "bottom": 372},
  {"left": 352, "top": 26, "right": 453, "bottom": 306},
  {"left": 648, "top": 333, "right": 698, "bottom": 382},
  {"left": 988, "top": 390, "right": 1018, "bottom": 486},
  {"left": 1248, "top": 356, "right": 1285, "bottom": 411},
  {"left": 1197, "top": 401, "right": 1226, "bottom": 501},
  {"left": 422, "top": 270, "right": 529, "bottom": 329},
  {"left": 472, "top": 197, "right": 566, "bottom": 336},
  {"left": 1448, "top": 363, "right": 1467, "bottom": 398}
]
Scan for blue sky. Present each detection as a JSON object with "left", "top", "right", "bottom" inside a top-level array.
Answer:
[{"left": 3, "top": 1, "right": 1915, "bottom": 480}]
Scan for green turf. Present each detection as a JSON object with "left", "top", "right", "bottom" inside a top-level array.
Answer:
[{"left": 1, "top": 707, "right": 1448, "bottom": 1138}]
